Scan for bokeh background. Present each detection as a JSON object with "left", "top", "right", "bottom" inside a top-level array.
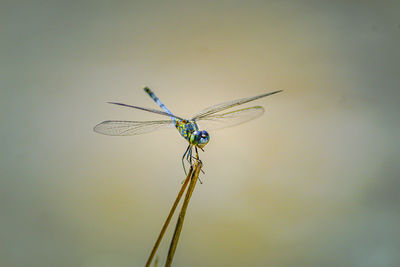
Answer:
[{"left": 1, "top": 1, "right": 400, "bottom": 266}]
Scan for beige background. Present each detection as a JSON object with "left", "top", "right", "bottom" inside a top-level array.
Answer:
[{"left": 1, "top": 1, "right": 400, "bottom": 266}]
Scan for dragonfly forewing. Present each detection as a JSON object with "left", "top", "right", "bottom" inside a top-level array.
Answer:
[
  {"left": 195, "top": 106, "right": 264, "bottom": 131},
  {"left": 108, "top": 102, "right": 183, "bottom": 120},
  {"left": 191, "top": 90, "right": 282, "bottom": 120}
]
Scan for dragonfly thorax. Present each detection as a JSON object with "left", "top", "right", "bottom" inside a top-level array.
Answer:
[{"left": 175, "top": 119, "right": 210, "bottom": 148}]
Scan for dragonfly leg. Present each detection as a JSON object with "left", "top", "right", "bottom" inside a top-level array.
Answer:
[
  {"left": 187, "top": 153, "right": 205, "bottom": 176},
  {"left": 182, "top": 144, "right": 191, "bottom": 175},
  {"left": 186, "top": 146, "right": 199, "bottom": 162},
  {"left": 183, "top": 145, "right": 204, "bottom": 180},
  {"left": 186, "top": 146, "right": 203, "bottom": 183},
  {"left": 185, "top": 147, "right": 190, "bottom": 163},
  {"left": 194, "top": 146, "right": 205, "bottom": 177},
  {"left": 186, "top": 145, "right": 193, "bottom": 166}
]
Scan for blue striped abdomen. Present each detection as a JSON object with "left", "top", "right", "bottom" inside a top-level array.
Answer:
[
  {"left": 144, "top": 87, "right": 173, "bottom": 116},
  {"left": 143, "top": 87, "right": 178, "bottom": 126}
]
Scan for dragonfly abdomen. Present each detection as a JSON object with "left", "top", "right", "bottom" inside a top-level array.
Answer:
[{"left": 144, "top": 87, "right": 174, "bottom": 117}]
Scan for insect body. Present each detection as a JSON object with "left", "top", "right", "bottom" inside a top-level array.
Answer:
[
  {"left": 94, "top": 87, "right": 282, "bottom": 173},
  {"left": 143, "top": 87, "right": 210, "bottom": 150}
]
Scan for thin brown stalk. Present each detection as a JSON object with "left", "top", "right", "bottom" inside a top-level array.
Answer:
[
  {"left": 165, "top": 160, "right": 203, "bottom": 267},
  {"left": 145, "top": 167, "right": 194, "bottom": 267}
]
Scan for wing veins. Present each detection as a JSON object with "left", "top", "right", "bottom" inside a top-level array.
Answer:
[
  {"left": 93, "top": 120, "right": 173, "bottom": 136},
  {"left": 195, "top": 106, "right": 265, "bottom": 131},
  {"left": 192, "top": 90, "right": 282, "bottom": 120},
  {"left": 108, "top": 102, "right": 183, "bottom": 120}
]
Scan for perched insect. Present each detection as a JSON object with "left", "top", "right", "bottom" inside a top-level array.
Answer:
[{"left": 94, "top": 87, "right": 282, "bottom": 173}]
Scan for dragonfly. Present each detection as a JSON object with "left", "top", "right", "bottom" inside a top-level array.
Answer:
[{"left": 94, "top": 87, "right": 282, "bottom": 174}]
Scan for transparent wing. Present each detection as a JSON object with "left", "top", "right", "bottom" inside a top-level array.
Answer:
[
  {"left": 191, "top": 90, "right": 282, "bottom": 120},
  {"left": 195, "top": 106, "right": 264, "bottom": 131},
  {"left": 93, "top": 120, "right": 174, "bottom": 136},
  {"left": 108, "top": 102, "right": 183, "bottom": 120}
]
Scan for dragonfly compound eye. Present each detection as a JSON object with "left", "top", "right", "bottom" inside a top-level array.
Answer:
[
  {"left": 197, "top": 130, "right": 210, "bottom": 148},
  {"left": 201, "top": 130, "right": 209, "bottom": 138}
]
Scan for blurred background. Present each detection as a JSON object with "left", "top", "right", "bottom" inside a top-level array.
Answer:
[{"left": 1, "top": 1, "right": 399, "bottom": 266}]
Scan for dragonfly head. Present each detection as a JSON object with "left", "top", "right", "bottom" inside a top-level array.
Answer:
[{"left": 192, "top": 130, "right": 210, "bottom": 149}]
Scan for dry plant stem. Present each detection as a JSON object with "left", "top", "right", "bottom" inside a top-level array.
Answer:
[
  {"left": 145, "top": 167, "right": 194, "bottom": 267},
  {"left": 165, "top": 160, "right": 203, "bottom": 267}
]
